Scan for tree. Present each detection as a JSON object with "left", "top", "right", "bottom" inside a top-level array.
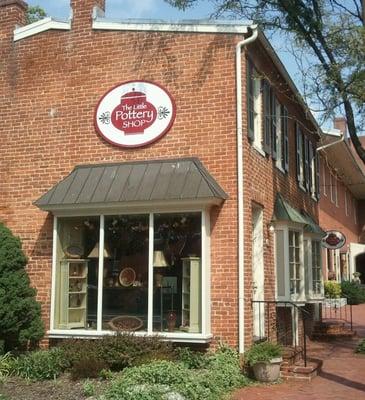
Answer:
[
  {"left": 165, "top": 0, "right": 365, "bottom": 162},
  {"left": 26, "top": 5, "right": 47, "bottom": 24},
  {"left": 0, "top": 222, "right": 44, "bottom": 351}
]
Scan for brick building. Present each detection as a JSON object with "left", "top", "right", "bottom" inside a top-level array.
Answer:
[
  {"left": 319, "top": 119, "right": 365, "bottom": 283},
  {"left": 0, "top": 0, "right": 325, "bottom": 351}
]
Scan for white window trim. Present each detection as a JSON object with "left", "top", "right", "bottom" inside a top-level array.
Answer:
[
  {"left": 323, "top": 165, "right": 327, "bottom": 196},
  {"left": 275, "top": 100, "right": 283, "bottom": 171},
  {"left": 251, "top": 71, "right": 263, "bottom": 151},
  {"left": 49, "top": 208, "right": 211, "bottom": 341},
  {"left": 274, "top": 223, "right": 306, "bottom": 303},
  {"left": 304, "top": 237, "right": 324, "bottom": 300}
]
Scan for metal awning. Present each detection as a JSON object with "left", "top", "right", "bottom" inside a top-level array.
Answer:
[
  {"left": 273, "top": 194, "right": 324, "bottom": 235},
  {"left": 34, "top": 158, "right": 228, "bottom": 212}
]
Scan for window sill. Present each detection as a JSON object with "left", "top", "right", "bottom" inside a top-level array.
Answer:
[
  {"left": 47, "top": 329, "right": 213, "bottom": 343},
  {"left": 275, "top": 164, "right": 286, "bottom": 175},
  {"left": 252, "top": 145, "right": 266, "bottom": 158}
]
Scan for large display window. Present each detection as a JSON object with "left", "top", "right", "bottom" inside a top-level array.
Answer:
[{"left": 52, "top": 212, "right": 204, "bottom": 336}]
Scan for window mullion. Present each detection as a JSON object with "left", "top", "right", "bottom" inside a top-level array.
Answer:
[
  {"left": 147, "top": 213, "right": 154, "bottom": 334},
  {"left": 97, "top": 215, "right": 104, "bottom": 332}
]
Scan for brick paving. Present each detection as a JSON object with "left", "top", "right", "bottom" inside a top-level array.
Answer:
[{"left": 232, "top": 304, "right": 365, "bottom": 400}]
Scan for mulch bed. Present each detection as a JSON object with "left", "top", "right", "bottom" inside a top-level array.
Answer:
[{"left": 0, "top": 376, "right": 109, "bottom": 400}]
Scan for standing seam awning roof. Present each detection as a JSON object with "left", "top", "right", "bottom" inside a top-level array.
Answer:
[
  {"left": 34, "top": 158, "right": 228, "bottom": 211},
  {"left": 273, "top": 194, "right": 324, "bottom": 235}
]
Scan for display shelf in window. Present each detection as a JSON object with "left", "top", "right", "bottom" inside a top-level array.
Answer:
[
  {"left": 58, "top": 259, "right": 88, "bottom": 329},
  {"left": 181, "top": 257, "right": 201, "bottom": 333}
]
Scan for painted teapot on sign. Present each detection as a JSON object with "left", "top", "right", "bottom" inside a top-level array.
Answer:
[{"left": 111, "top": 89, "right": 157, "bottom": 134}]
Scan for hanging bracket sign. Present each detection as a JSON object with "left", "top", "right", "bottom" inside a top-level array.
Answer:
[
  {"left": 95, "top": 80, "right": 176, "bottom": 148},
  {"left": 321, "top": 230, "right": 346, "bottom": 250}
]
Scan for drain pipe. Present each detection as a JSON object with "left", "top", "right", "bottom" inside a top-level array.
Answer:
[
  {"left": 316, "top": 132, "right": 345, "bottom": 152},
  {"left": 236, "top": 25, "right": 258, "bottom": 354}
]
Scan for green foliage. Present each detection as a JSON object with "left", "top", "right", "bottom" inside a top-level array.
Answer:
[
  {"left": 11, "top": 347, "right": 68, "bottom": 381},
  {"left": 99, "top": 368, "right": 114, "bottom": 380},
  {"left": 26, "top": 5, "right": 47, "bottom": 24},
  {"left": 355, "top": 339, "right": 365, "bottom": 354},
  {"left": 324, "top": 281, "right": 342, "bottom": 299},
  {"left": 82, "top": 379, "right": 96, "bottom": 397},
  {"left": 60, "top": 334, "right": 175, "bottom": 378},
  {"left": 106, "top": 346, "right": 250, "bottom": 400},
  {"left": 341, "top": 281, "right": 365, "bottom": 305},
  {"left": 0, "top": 223, "right": 45, "bottom": 351},
  {"left": 0, "top": 352, "right": 15, "bottom": 382},
  {"left": 70, "top": 357, "right": 108, "bottom": 380},
  {"left": 175, "top": 347, "right": 208, "bottom": 369},
  {"left": 244, "top": 342, "right": 282, "bottom": 367}
]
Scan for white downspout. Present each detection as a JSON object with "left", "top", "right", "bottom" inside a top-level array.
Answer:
[
  {"left": 316, "top": 133, "right": 345, "bottom": 152},
  {"left": 236, "top": 25, "right": 258, "bottom": 354}
]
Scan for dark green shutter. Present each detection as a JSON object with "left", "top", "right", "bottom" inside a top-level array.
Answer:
[
  {"left": 282, "top": 106, "right": 289, "bottom": 172},
  {"left": 295, "top": 123, "right": 302, "bottom": 183}
]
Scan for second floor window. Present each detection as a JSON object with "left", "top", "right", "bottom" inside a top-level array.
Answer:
[{"left": 247, "top": 60, "right": 262, "bottom": 149}]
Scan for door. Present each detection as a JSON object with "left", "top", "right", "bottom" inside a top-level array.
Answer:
[
  {"left": 252, "top": 206, "right": 265, "bottom": 339},
  {"left": 349, "top": 243, "right": 365, "bottom": 283}
]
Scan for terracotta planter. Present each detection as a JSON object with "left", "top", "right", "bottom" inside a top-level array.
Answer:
[{"left": 252, "top": 357, "right": 282, "bottom": 382}]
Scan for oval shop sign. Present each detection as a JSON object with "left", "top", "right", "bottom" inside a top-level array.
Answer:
[
  {"left": 95, "top": 80, "right": 176, "bottom": 148},
  {"left": 321, "top": 230, "right": 346, "bottom": 250}
]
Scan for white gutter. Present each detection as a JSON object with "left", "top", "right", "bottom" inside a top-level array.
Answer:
[
  {"left": 316, "top": 132, "right": 345, "bottom": 151},
  {"left": 236, "top": 25, "right": 258, "bottom": 354}
]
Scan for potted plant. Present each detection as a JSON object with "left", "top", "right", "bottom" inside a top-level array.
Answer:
[{"left": 244, "top": 341, "right": 283, "bottom": 382}]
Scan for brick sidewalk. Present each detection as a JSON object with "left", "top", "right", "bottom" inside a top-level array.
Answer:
[{"left": 232, "top": 304, "right": 365, "bottom": 400}]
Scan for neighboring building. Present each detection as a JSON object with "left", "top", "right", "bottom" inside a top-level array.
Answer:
[
  {"left": 318, "top": 118, "right": 365, "bottom": 283},
  {"left": 0, "top": 0, "right": 324, "bottom": 351}
]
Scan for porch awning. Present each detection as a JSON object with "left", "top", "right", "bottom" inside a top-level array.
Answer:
[
  {"left": 273, "top": 194, "right": 324, "bottom": 235},
  {"left": 34, "top": 158, "right": 228, "bottom": 211}
]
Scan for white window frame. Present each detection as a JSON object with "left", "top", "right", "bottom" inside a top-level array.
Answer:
[
  {"left": 323, "top": 164, "right": 327, "bottom": 196},
  {"left": 274, "top": 223, "right": 305, "bottom": 303},
  {"left": 49, "top": 207, "right": 212, "bottom": 343},
  {"left": 275, "top": 100, "right": 284, "bottom": 172},
  {"left": 345, "top": 189, "right": 349, "bottom": 216},
  {"left": 353, "top": 198, "right": 357, "bottom": 224},
  {"left": 248, "top": 65, "right": 263, "bottom": 152},
  {"left": 304, "top": 238, "right": 323, "bottom": 299}
]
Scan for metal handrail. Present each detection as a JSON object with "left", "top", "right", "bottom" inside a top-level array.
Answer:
[{"left": 251, "top": 300, "right": 309, "bottom": 367}]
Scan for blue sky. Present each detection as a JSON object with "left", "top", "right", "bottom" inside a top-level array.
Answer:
[
  {"left": 26, "top": 0, "right": 308, "bottom": 122},
  {"left": 26, "top": 0, "right": 213, "bottom": 20}
]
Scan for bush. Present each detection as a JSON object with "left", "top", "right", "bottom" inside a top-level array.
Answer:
[
  {"left": 106, "top": 346, "right": 250, "bottom": 400},
  {"left": 0, "top": 352, "right": 15, "bottom": 382},
  {"left": 0, "top": 223, "right": 44, "bottom": 351},
  {"left": 356, "top": 339, "right": 365, "bottom": 354},
  {"left": 82, "top": 379, "right": 96, "bottom": 397},
  {"left": 11, "top": 347, "right": 68, "bottom": 380},
  {"left": 70, "top": 357, "right": 108, "bottom": 380},
  {"left": 341, "top": 281, "right": 365, "bottom": 305},
  {"left": 244, "top": 342, "right": 282, "bottom": 367},
  {"left": 324, "top": 281, "right": 342, "bottom": 299},
  {"left": 175, "top": 347, "right": 208, "bottom": 369},
  {"left": 60, "top": 334, "right": 175, "bottom": 378}
]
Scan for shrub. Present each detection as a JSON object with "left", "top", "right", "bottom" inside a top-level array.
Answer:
[
  {"left": 356, "top": 339, "right": 365, "bottom": 354},
  {"left": 70, "top": 357, "right": 108, "bottom": 380},
  {"left": 61, "top": 334, "right": 175, "bottom": 375},
  {"left": 0, "top": 223, "right": 44, "bottom": 351},
  {"left": 175, "top": 347, "right": 208, "bottom": 369},
  {"left": 82, "top": 379, "right": 96, "bottom": 397},
  {"left": 0, "top": 352, "right": 15, "bottom": 382},
  {"left": 106, "top": 346, "right": 250, "bottom": 400},
  {"left": 244, "top": 342, "right": 282, "bottom": 367},
  {"left": 341, "top": 281, "right": 365, "bottom": 305},
  {"left": 324, "top": 281, "right": 342, "bottom": 299},
  {"left": 11, "top": 347, "right": 68, "bottom": 380}
]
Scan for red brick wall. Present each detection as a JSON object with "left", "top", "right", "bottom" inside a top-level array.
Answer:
[
  {"left": 0, "top": 0, "right": 319, "bottom": 348},
  {"left": 242, "top": 41, "right": 319, "bottom": 348},
  {"left": 319, "top": 159, "right": 360, "bottom": 245}
]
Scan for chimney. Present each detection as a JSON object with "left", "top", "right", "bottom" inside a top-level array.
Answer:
[
  {"left": 0, "top": 0, "right": 27, "bottom": 40},
  {"left": 334, "top": 117, "right": 347, "bottom": 137},
  {"left": 70, "top": 0, "right": 105, "bottom": 30}
]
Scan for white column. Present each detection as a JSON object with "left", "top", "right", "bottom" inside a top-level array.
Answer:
[
  {"left": 50, "top": 216, "right": 58, "bottom": 330},
  {"left": 97, "top": 215, "right": 104, "bottom": 332},
  {"left": 147, "top": 213, "right": 154, "bottom": 334}
]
